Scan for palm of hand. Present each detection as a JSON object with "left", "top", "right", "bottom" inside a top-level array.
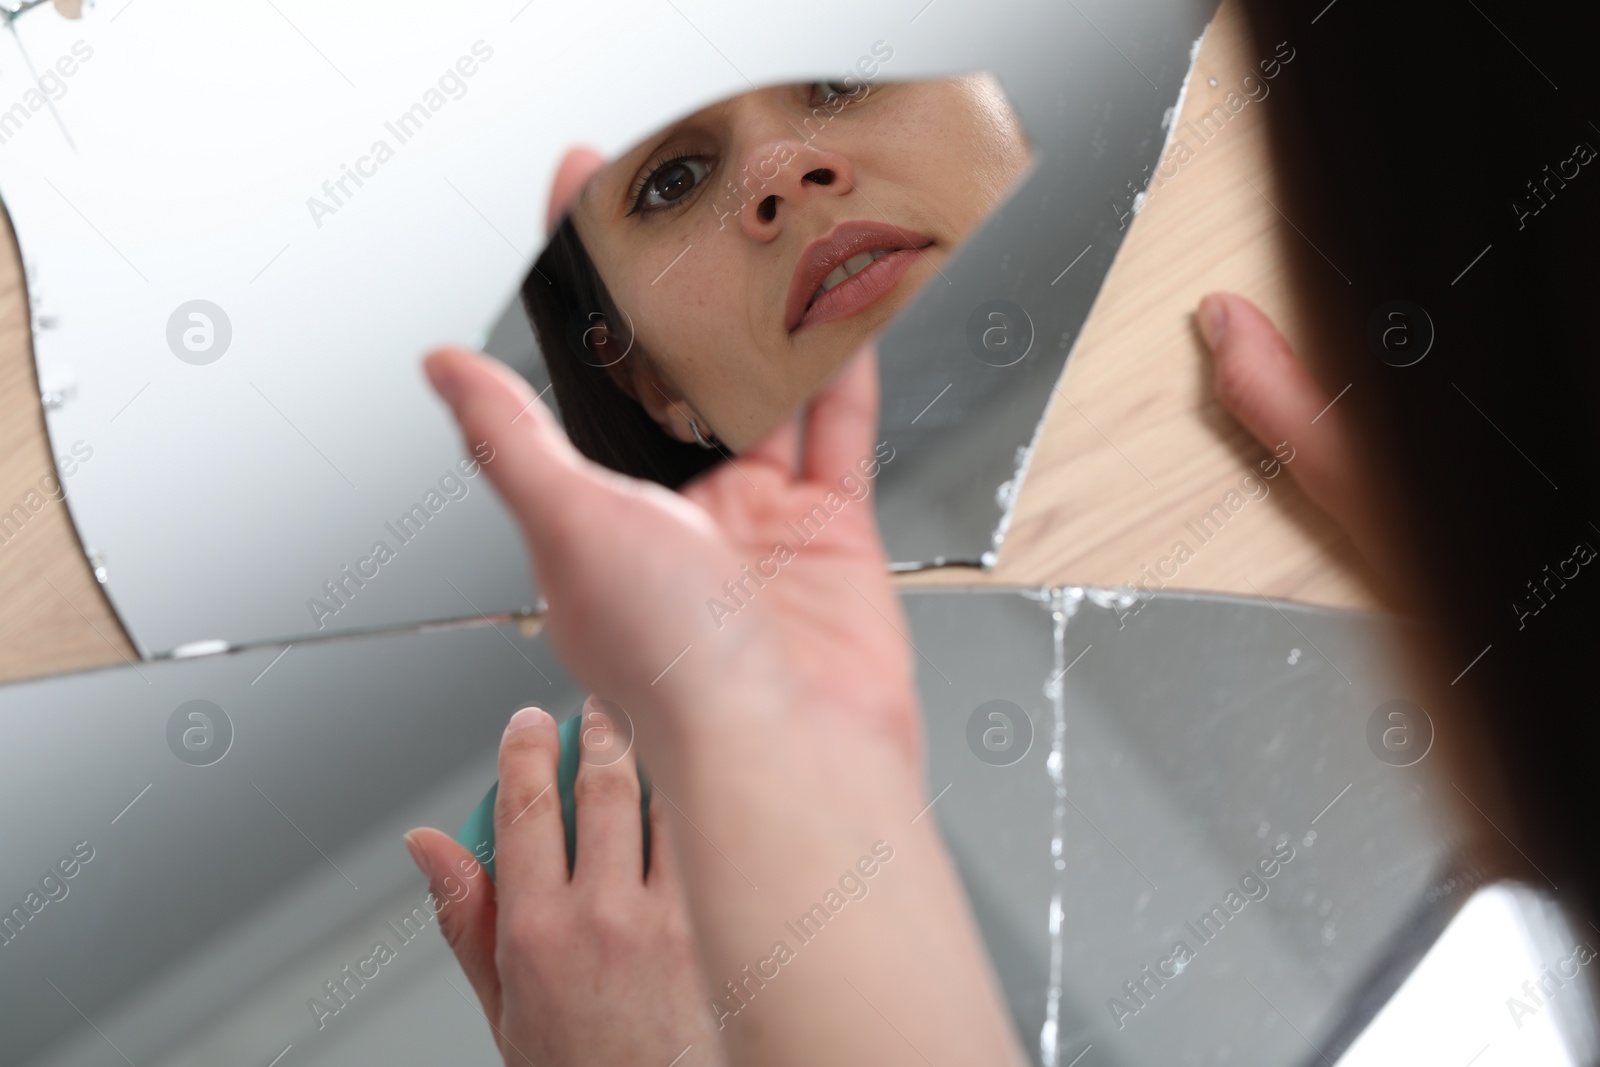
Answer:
[
  {"left": 431, "top": 343, "right": 920, "bottom": 757},
  {"left": 680, "top": 440, "right": 918, "bottom": 752}
]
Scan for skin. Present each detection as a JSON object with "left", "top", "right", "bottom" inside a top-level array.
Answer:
[
  {"left": 405, "top": 237, "right": 1365, "bottom": 1065},
  {"left": 409, "top": 328, "right": 1027, "bottom": 1065},
  {"left": 405, "top": 698, "right": 726, "bottom": 1067},
  {"left": 567, "top": 75, "right": 1032, "bottom": 452},
  {"left": 1195, "top": 292, "right": 1377, "bottom": 577}
]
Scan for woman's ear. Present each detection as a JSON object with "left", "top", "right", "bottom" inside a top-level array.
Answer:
[
  {"left": 580, "top": 317, "right": 700, "bottom": 444},
  {"left": 548, "top": 148, "right": 608, "bottom": 238},
  {"left": 601, "top": 349, "right": 701, "bottom": 445}
]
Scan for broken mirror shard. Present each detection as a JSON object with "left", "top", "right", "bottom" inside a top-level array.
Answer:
[
  {"left": 1, "top": 586, "right": 1499, "bottom": 1066},
  {"left": 499, "top": 0, "right": 1213, "bottom": 572},
  {"left": 902, "top": 587, "right": 1481, "bottom": 1066},
  {"left": 515, "top": 72, "right": 1034, "bottom": 488},
  {"left": 1, "top": 0, "right": 1208, "bottom": 655}
]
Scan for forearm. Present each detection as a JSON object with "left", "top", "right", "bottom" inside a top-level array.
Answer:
[{"left": 648, "top": 692, "right": 1026, "bottom": 1066}]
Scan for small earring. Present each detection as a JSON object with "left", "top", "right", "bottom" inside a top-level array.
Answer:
[{"left": 688, "top": 416, "right": 717, "bottom": 450}]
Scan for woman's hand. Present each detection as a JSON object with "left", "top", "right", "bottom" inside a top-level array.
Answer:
[
  {"left": 420, "top": 343, "right": 1025, "bottom": 1066},
  {"left": 422, "top": 342, "right": 918, "bottom": 761},
  {"left": 406, "top": 703, "right": 725, "bottom": 1067},
  {"left": 1196, "top": 292, "right": 1387, "bottom": 574}
]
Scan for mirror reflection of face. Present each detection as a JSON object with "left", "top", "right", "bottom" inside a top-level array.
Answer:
[{"left": 565, "top": 74, "right": 1031, "bottom": 454}]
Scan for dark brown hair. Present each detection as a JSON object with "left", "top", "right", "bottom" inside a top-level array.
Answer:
[
  {"left": 1241, "top": 0, "right": 1600, "bottom": 1011},
  {"left": 519, "top": 215, "right": 721, "bottom": 488}
]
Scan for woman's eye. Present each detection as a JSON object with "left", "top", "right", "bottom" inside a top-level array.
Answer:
[
  {"left": 633, "top": 156, "right": 713, "bottom": 213},
  {"left": 808, "top": 79, "right": 860, "bottom": 107}
]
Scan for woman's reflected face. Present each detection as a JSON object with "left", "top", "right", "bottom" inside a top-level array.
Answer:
[{"left": 570, "top": 75, "right": 1032, "bottom": 452}]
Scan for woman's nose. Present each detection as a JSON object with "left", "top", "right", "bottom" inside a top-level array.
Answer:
[{"left": 726, "top": 136, "right": 857, "bottom": 241}]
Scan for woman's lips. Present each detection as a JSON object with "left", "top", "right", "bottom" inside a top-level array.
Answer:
[
  {"left": 795, "top": 249, "right": 924, "bottom": 333},
  {"left": 785, "top": 220, "right": 934, "bottom": 334}
]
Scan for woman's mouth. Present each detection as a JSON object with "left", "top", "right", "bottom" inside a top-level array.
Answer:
[{"left": 786, "top": 221, "right": 934, "bottom": 334}]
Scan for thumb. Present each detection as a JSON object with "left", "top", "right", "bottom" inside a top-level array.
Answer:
[
  {"left": 405, "top": 827, "right": 501, "bottom": 1023},
  {"left": 1196, "top": 292, "right": 1404, "bottom": 596},
  {"left": 803, "top": 342, "right": 880, "bottom": 487},
  {"left": 1196, "top": 292, "right": 1356, "bottom": 518}
]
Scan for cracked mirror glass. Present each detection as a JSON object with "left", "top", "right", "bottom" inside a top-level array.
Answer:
[
  {"left": 505, "top": 71, "right": 1033, "bottom": 486},
  {"left": 0, "top": 0, "right": 1208, "bottom": 654},
  {"left": 4, "top": 590, "right": 1589, "bottom": 1065}
]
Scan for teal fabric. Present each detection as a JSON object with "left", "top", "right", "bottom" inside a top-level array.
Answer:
[{"left": 455, "top": 713, "right": 650, "bottom": 881}]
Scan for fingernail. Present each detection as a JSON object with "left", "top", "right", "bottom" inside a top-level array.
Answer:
[
  {"left": 423, "top": 353, "right": 461, "bottom": 405},
  {"left": 1197, "top": 294, "right": 1229, "bottom": 350},
  {"left": 403, "top": 831, "right": 433, "bottom": 880},
  {"left": 506, "top": 705, "right": 553, "bottom": 733}
]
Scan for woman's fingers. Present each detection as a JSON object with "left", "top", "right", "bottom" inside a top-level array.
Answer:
[
  {"left": 492, "top": 706, "right": 570, "bottom": 894},
  {"left": 404, "top": 827, "right": 501, "bottom": 1021},
  {"left": 738, "top": 411, "right": 801, "bottom": 479},
  {"left": 1196, "top": 292, "right": 1357, "bottom": 518},
  {"left": 802, "top": 343, "right": 880, "bottom": 486},
  {"left": 571, "top": 698, "right": 647, "bottom": 887},
  {"left": 546, "top": 147, "right": 608, "bottom": 237},
  {"left": 423, "top": 346, "right": 617, "bottom": 565},
  {"left": 644, "top": 788, "right": 684, "bottom": 895}
]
